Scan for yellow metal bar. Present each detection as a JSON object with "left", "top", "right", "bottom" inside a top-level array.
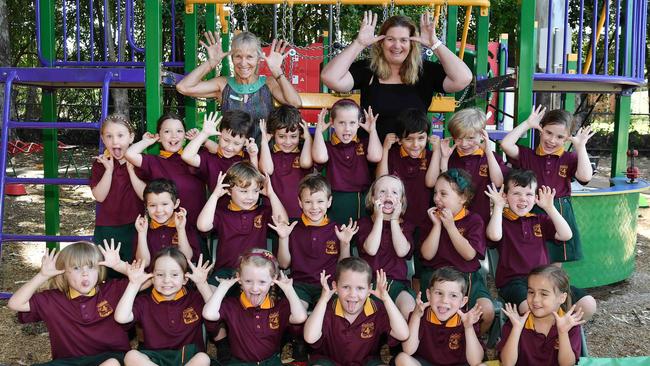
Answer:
[
  {"left": 458, "top": 5, "right": 472, "bottom": 60},
  {"left": 216, "top": 4, "right": 228, "bottom": 26},
  {"left": 186, "top": 0, "right": 490, "bottom": 7},
  {"left": 279, "top": 93, "right": 456, "bottom": 112},
  {"left": 582, "top": 0, "right": 608, "bottom": 74}
]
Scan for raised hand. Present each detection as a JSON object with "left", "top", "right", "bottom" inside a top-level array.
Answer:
[
  {"left": 535, "top": 185, "right": 556, "bottom": 211},
  {"left": 135, "top": 214, "right": 148, "bottom": 233},
  {"left": 440, "top": 138, "right": 456, "bottom": 158},
  {"left": 126, "top": 259, "right": 153, "bottom": 286},
  {"left": 335, "top": 218, "right": 359, "bottom": 243},
  {"left": 260, "top": 119, "right": 273, "bottom": 142},
  {"left": 390, "top": 200, "right": 402, "bottom": 221},
  {"left": 212, "top": 171, "right": 230, "bottom": 199},
  {"left": 268, "top": 215, "right": 298, "bottom": 239},
  {"left": 202, "top": 111, "right": 222, "bottom": 137},
  {"left": 553, "top": 304, "right": 586, "bottom": 334},
  {"left": 319, "top": 270, "right": 336, "bottom": 300},
  {"left": 413, "top": 292, "right": 430, "bottom": 318},
  {"left": 372, "top": 199, "right": 384, "bottom": 221},
  {"left": 98, "top": 238, "right": 123, "bottom": 268},
  {"left": 525, "top": 105, "right": 546, "bottom": 132},
  {"left": 186, "top": 254, "right": 215, "bottom": 285},
  {"left": 245, "top": 138, "right": 259, "bottom": 156},
  {"left": 458, "top": 304, "right": 484, "bottom": 329},
  {"left": 185, "top": 128, "right": 200, "bottom": 141},
  {"left": 479, "top": 129, "right": 490, "bottom": 151},
  {"left": 355, "top": 11, "right": 385, "bottom": 47},
  {"left": 383, "top": 133, "right": 399, "bottom": 151},
  {"left": 427, "top": 206, "right": 441, "bottom": 226},
  {"left": 263, "top": 39, "right": 290, "bottom": 78},
  {"left": 261, "top": 173, "right": 274, "bottom": 197},
  {"left": 370, "top": 269, "right": 390, "bottom": 301},
  {"left": 502, "top": 303, "right": 529, "bottom": 330},
  {"left": 174, "top": 207, "right": 188, "bottom": 229},
  {"left": 273, "top": 271, "right": 295, "bottom": 294},
  {"left": 94, "top": 154, "right": 114, "bottom": 171},
  {"left": 199, "top": 31, "right": 230, "bottom": 69},
  {"left": 429, "top": 134, "right": 441, "bottom": 152},
  {"left": 300, "top": 120, "right": 311, "bottom": 140},
  {"left": 360, "top": 106, "right": 378, "bottom": 133},
  {"left": 316, "top": 108, "right": 330, "bottom": 132},
  {"left": 410, "top": 11, "right": 439, "bottom": 48},
  {"left": 214, "top": 274, "right": 240, "bottom": 290},
  {"left": 39, "top": 249, "right": 65, "bottom": 278},
  {"left": 569, "top": 126, "right": 596, "bottom": 148},
  {"left": 141, "top": 132, "right": 159, "bottom": 146},
  {"left": 484, "top": 183, "right": 506, "bottom": 209}
]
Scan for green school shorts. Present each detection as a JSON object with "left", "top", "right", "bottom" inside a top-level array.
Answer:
[
  {"left": 36, "top": 351, "right": 125, "bottom": 366},
  {"left": 420, "top": 268, "right": 491, "bottom": 308},
  {"left": 225, "top": 353, "right": 282, "bottom": 366},
  {"left": 139, "top": 344, "right": 200, "bottom": 366},
  {"left": 330, "top": 190, "right": 368, "bottom": 226},
  {"left": 309, "top": 357, "right": 383, "bottom": 366},
  {"left": 533, "top": 196, "right": 583, "bottom": 262},
  {"left": 294, "top": 282, "right": 323, "bottom": 309},
  {"left": 386, "top": 279, "right": 417, "bottom": 303},
  {"left": 94, "top": 224, "right": 136, "bottom": 278}
]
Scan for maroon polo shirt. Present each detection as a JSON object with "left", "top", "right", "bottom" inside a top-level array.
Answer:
[
  {"left": 386, "top": 146, "right": 433, "bottom": 230},
  {"left": 510, "top": 146, "right": 577, "bottom": 198},
  {"left": 413, "top": 309, "right": 481, "bottom": 365},
  {"left": 90, "top": 160, "right": 144, "bottom": 226},
  {"left": 489, "top": 209, "right": 557, "bottom": 288},
  {"left": 198, "top": 148, "right": 245, "bottom": 192},
  {"left": 220, "top": 294, "right": 291, "bottom": 362},
  {"left": 212, "top": 203, "right": 273, "bottom": 270},
  {"left": 270, "top": 148, "right": 310, "bottom": 218},
  {"left": 422, "top": 209, "right": 486, "bottom": 273},
  {"left": 357, "top": 216, "right": 415, "bottom": 282},
  {"left": 132, "top": 287, "right": 206, "bottom": 351},
  {"left": 324, "top": 135, "right": 372, "bottom": 192},
  {"left": 134, "top": 223, "right": 201, "bottom": 266},
  {"left": 310, "top": 298, "right": 392, "bottom": 365},
  {"left": 139, "top": 153, "right": 206, "bottom": 225},
  {"left": 448, "top": 149, "right": 509, "bottom": 224},
  {"left": 497, "top": 313, "right": 582, "bottom": 366},
  {"left": 288, "top": 218, "right": 342, "bottom": 285},
  {"left": 17, "top": 279, "right": 131, "bottom": 360}
]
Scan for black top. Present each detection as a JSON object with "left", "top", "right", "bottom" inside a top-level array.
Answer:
[{"left": 350, "top": 59, "right": 447, "bottom": 140}]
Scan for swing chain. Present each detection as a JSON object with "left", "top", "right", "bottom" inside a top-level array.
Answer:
[
  {"left": 228, "top": 0, "right": 236, "bottom": 31},
  {"left": 281, "top": 2, "right": 287, "bottom": 41},
  {"left": 242, "top": 3, "right": 248, "bottom": 31},
  {"left": 288, "top": 3, "right": 294, "bottom": 45},
  {"left": 389, "top": 0, "right": 395, "bottom": 16},
  {"left": 382, "top": 4, "right": 388, "bottom": 22},
  {"left": 334, "top": 0, "right": 342, "bottom": 49}
]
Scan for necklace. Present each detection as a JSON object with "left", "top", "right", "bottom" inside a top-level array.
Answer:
[{"left": 227, "top": 76, "right": 267, "bottom": 95}]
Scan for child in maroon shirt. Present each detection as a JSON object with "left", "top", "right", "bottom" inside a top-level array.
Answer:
[
  {"left": 312, "top": 99, "right": 383, "bottom": 225},
  {"left": 8, "top": 241, "right": 131, "bottom": 365},
  {"left": 499, "top": 265, "right": 585, "bottom": 366},
  {"left": 115, "top": 247, "right": 215, "bottom": 366},
  {"left": 396, "top": 267, "right": 484, "bottom": 366},
  {"left": 357, "top": 175, "right": 416, "bottom": 320},
  {"left": 203, "top": 248, "right": 308, "bottom": 365},
  {"left": 134, "top": 179, "right": 198, "bottom": 269},
  {"left": 420, "top": 169, "right": 494, "bottom": 335},
  {"left": 259, "top": 105, "right": 314, "bottom": 219},
  {"left": 91, "top": 114, "right": 144, "bottom": 268}
]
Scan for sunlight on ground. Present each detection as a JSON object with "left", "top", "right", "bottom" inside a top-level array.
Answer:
[{"left": 20, "top": 242, "right": 78, "bottom": 268}]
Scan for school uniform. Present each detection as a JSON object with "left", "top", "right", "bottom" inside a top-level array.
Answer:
[
  {"left": 510, "top": 145, "right": 583, "bottom": 262},
  {"left": 447, "top": 148, "right": 508, "bottom": 225},
  {"left": 497, "top": 310, "right": 582, "bottom": 366},
  {"left": 309, "top": 297, "right": 393, "bottom": 366},
  {"left": 219, "top": 293, "right": 291, "bottom": 364},
  {"left": 411, "top": 309, "right": 481, "bottom": 366},
  {"left": 324, "top": 135, "right": 371, "bottom": 225},
  {"left": 198, "top": 147, "right": 245, "bottom": 193},
  {"left": 270, "top": 145, "right": 310, "bottom": 219},
  {"left": 134, "top": 218, "right": 201, "bottom": 266},
  {"left": 17, "top": 279, "right": 131, "bottom": 361}
]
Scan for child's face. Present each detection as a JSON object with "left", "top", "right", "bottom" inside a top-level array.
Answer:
[
  {"left": 158, "top": 118, "right": 186, "bottom": 153},
  {"left": 539, "top": 124, "right": 570, "bottom": 155},
  {"left": 239, "top": 264, "right": 275, "bottom": 307},
  {"left": 426, "top": 280, "right": 468, "bottom": 321},
  {"left": 218, "top": 129, "right": 247, "bottom": 158},
  {"left": 433, "top": 178, "right": 466, "bottom": 215},
  {"left": 526, "top": 274, "right": 567, "bottom": 319},
  {"left": 455, "top": 132, "right": 482, "bottom": 155},
  {"left": 299, "top": 189, "right": 332, "bottom": 223},
  {"left": 505, "top": 182, "right": 537, "bottom": 217},
  {"left": 332, "top": 108, "right": 360, "bottom": 144},
  {"left": 64, "top": 264, "right": 99, "bottom": 296},
  {"left": 273, "top": 128, "right": 301, "bottom": 153},
  {"left": 145, "top": 192, "right": 180, "bottom": 224},
  {"left": 101, "top": 122, "right": 134, "bottom": 160},
  {"left": 333, "top": 270, "right": 371, "bottom": 317},
  {"left": 229, "top": 183, "right": 261, "bottom": 210},
  {"left": 399, "top": 131, "right": 428, "bottom": 158},
  {"left": 373, "top": 176, "right": 403, "bottom": 218},
  {"left": 152, "top": 256, "right": 188, "bottom": 300}
]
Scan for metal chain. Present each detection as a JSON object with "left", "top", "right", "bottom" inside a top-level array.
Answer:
[
  {"left": 334, "top": 1, "right": 341, "bottom": 46},
  {"left": 228, "top": 0, "right": 236, "bottom": 32},
  {"left": 288, "top": 4, "right": 294, "bottom": 45},
  {"left": 389, "top": 0, "right": 395, "bottom": 16},
  {"left": 382, "top": 4, "right": 388, "bottom": 22},
  {"left": 242, "top": 4, "right": 248, "bottom": 31},
  {"left": 281, "top": 2, "right": 287, "bottom": 41}
]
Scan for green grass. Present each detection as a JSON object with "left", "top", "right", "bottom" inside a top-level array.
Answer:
[{"left": 590, "top": 116, "right": 650, "bottom": 135}]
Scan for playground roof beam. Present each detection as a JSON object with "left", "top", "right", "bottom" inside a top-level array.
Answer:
[{"left": 185, "top": 0, "right": 490, "bottom": 7}]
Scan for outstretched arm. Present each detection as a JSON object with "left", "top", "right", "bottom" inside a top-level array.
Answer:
[
  {"left": 482, "top": 130, "right": 505, "bottom": 188},
  {"left": 258, "top": 119, "right": 275, "bottom": 175},
  {"left": 8, "top": 250, "right": 65, "bottom": 312},
  {"left": 202, "top": 276, "right": 239, "bottom": 321},
  {"left": 571, "top": 126, "right": 596, "bottom": 183},
  {"left": 114, "top": 260, "right": 153, "bottom": 324},
  {"left": 425, "top": 135, "right": 441, "bottom": 188},
  {"left": 91, "top": 156, "right": 114, "bottom": 202},
  {"left": 264, "top": 39, "right": 302, "bottom": 107},
  {"left": 536, "top": 186, "right": 572, "bottom": 241},
  {"left": 485, "top": 184, "right": 506, "bottom": 241},
  {"left": 420, "top": 208, "right": 442, "bottom": 260},
  {"left": 299, "top": 121, "right": 314, "bottom": 169},
  {"left": 312, "top": 108, "right": 330, "bottom": 164},
  {"left": 197, "top": 172, "right": 229, "bottom": 232},
  {"left": 304, "top": 271, "right": 335, "bottom": 344},
  {"left": 274, "top": 272, "right": 308, "bottom": 324},
  {"left": 500, "top": 105, "right": 545, "bottom": 160},
  {"left": 126, "top": 133, "right": 159, "bottom": 168},
  {"left": 176, "top": 31, "right": 229, "bottom": 99}
]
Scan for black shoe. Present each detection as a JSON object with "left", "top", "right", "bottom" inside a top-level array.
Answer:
[
  {"left": 216, "top": 340, "right": 232, "bottom": 363},
  {"left": 292, "top": 338, "right": 308, "bottom": 362}
]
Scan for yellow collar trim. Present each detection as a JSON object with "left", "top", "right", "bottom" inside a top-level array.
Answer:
[
  {"left": 152, "top": 287, "right": 187, "bottom": 303},
  {"left": 457, "top": 148, "right": 484, "bottom": 157},
  {"left": 524, "top": 308, "right": 565, "bottom": 330},
  {"left": 535, "top": 144, "right": 564, "bottom": 157},
  {"left": 502, "top": 207, "right": 536, "bottom": 221},
  {"left": 453, "top": 208, "right": 468, "bottom": 221},
  {"left": 301, "top": 214, "right": 329, "bottom": 227},
  {"left": 239, "top": 293, "right": 273, "bottom": 309},
  {"left": 334, "top": 298, "right": 376, "bottom": 318},
  {"left": 399, "top": 146, "right": 425, "bottom": 159},
  {"left": 69, "top": 287, "right": 96, "bottom": 299},
  {"left": 149, "top": 217, "right": 176, "bottom": 229},
  {"left": 228, "top": 201, "right": 258, "bottom": 212},
  {"left": 425, "top": 308, "right": 462, "bottom": 327},
  {"left": 331, "top": 133, "right": 359, "bottom": 146},
  {"left": 272, "top": 144, "right": 300, "bottom": 153},
  {"left": 217, "top": 147, "right": 245, "bottom": 158},
  {"left": 159, "top": 148, "right": 183, "bottom": 159}
]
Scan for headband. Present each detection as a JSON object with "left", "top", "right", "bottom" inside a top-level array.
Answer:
[{"left": 447, "top": 169, "right": 470, "bottom": 191}]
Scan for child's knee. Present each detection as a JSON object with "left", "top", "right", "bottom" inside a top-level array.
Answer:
[
  {"left": 124, "top": 350, "right": 147, "bottom": 365},
  {"left": 395, "top": 352, "right": 419, "bottom": 366},
  {"left": 575, "top": 295, "right": 597, "bottom": 320},
  {"left": 187, "top": 352, "right": 211, "bottom": 366},
  {"left": 98, "top": 359, "right": 121, "bottom": 366}
]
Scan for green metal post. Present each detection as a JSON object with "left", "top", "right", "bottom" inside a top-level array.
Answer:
[
  {"left": 619, "top": 0, "right": 633, "bottom": 76},
  {"left": 443, "top": 5, "right": 458, "bottom": 137},
  {"left": 514, "top": 0, "right": 536, "bottom": 147},
  {"left": 562, "top": 54, "right": 577, "bottom": 112},
  {"left": 322, "top": 31, "right": 330, "bottom": 93},
  {"left": 145, "top": 0, "right": 162, "bottom": 154},
  {"left": 611, "top": 95, "right": 631, "bottom": 178},
  {"left": 39, "top": 0, "right": 59, "bottom": 250},
  {"left": 206, "top": 5, "right": 218, "bottom": 115},
  {"left": 475, "top": 7, "right": 489, "bottom": 111},
  {"left": 184, "top": 5, "right": 198, "bottom": 130}
]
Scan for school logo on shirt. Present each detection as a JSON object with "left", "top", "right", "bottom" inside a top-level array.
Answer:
[
  {"left": 360, "top": 322, "right": 375, "bottom": 339},
  {"left": 559, "top": 165, "right": 568, "bottom": 178},
  {"left": 458, "top": 228, "right": 466, "bottom": 237},
  {"left": 96, "top": 300, "right": 114, "bottom": 318},
  {"left": 292, "top": 157, "right": 301, "bottom": 169},
  {"left": 355, "top": 143, "right": 365, "bottom": 156},
  {"left": 172, "top": 233, "right": 179, "bottom": 245},
  {"left": 449, "top": 332, "right": 462, "bottom": 350},
  {"left": 325, "top": 240, "right": 338, "bottom": 255},
  {"left": 419, "top": 158, "right": 428, "bottom": 171},
  {"left": 269, "top": 311, "right": 280, "bottom": 329},
  {"left": 254, "top": 215, "right": 263, "bottom": 229},
  {"left": 533, "top": 224, "right": 543, "bottom": 237},
  {"left": 183, "top": 307, "right": 199, "bottom": 324},
  {"left": 479, "top": 164, "right": 488, "bottom": 177}
]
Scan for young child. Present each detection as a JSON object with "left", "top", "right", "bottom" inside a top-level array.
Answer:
[
  {"left": 114, "top": 248, "right": 215, "bottom": 366},
  {"left": 91, "top": 114, "right": 144, "bottom": 268},
  {"left": 500, "top": 106, "right": 594, "bottom": 263},
  {"left": 125, "top": 112, "right": 206, "bottom": 227},
  {"left": 181, "top": 110, "right": 258, "bottom": 193},
  {"left": 259, "top": 105, "right": 313, "bottom": 219},
  {"left": 134, "top": 178, "right": 199, "bottom": 268},
  {"left": 196, "top": 161, "right": 288, "bottom": 279},
  {"left": 8, "top": 241, "right": 130, "bottom": 365},
  {"left": 202, "top": 248, "right": 308, "bottom": 365},
  {"left": 499, "top": 265, "right": 585, "bottom": 366},
  {"left": 271, "top": 173, "right": 358, "bottom": 309},
  {"left": 396, "top": 266, "right": 484, "bottom": 366},
  {"left": 485, "top": 169, "right": 597, "bottom": 319},
  {"left": 441, "top": 108, "right": 508, "bottom": 224},
  {"left": 304, "top": 257, "right": 410, "bottom": 365},
  {"left": 420, "top": 169, "right": 495, "bottom": 335},
  {"left": 357, "top": 175, "right": 417, "bottom": 320},
  {"left": 312, "top": 100, "right": 383, "bottom": 225}
]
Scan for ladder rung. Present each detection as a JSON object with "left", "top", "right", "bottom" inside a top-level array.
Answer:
[
  {"left": 8, "top": 121, "right": 101, "bottom": 130},
  {"left": 5, "top": 177, "right": 89, "bottom": 185},
  {"left": 1, "top": 234, "right": 93, "bottom": 242}
]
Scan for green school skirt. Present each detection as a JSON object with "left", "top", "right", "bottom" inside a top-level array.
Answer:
[
  {"left": 533, "top": 196, "right": 583, "bottom": 262},
  {"left": 36, "top": 351, "right": 125, "bottom": 366},
  {"left": 139, "top": 344, "right": 200, "bottom": 366},
  {"left": 94, "top": 224, "right": 136, "bottom": 278},
  {"left": 329, "top": 190, "right": 368, "bottom": 226},
  {"left": 225, "top": 353, "right": 282, "bottom": 366}
]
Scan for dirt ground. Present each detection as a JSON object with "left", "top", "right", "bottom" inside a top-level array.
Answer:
[{"left": 1, "top": 149, "right": 649, "bottom": 364}]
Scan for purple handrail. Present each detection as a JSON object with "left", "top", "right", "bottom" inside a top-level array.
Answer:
[{"left": 0, "top": 71, "right": 17, "bottom": 253}]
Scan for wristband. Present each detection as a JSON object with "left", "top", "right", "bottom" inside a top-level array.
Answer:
[
  {"left": 274, "top": 73, "right": 285, "bottom": 81},
  {"left": 430, "top": 39, "right": 443, "bottom": 52}
]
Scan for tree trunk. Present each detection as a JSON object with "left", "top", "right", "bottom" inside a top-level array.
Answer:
[{"left": 104, "top": 1, "right": 129, "bottom": 118}]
